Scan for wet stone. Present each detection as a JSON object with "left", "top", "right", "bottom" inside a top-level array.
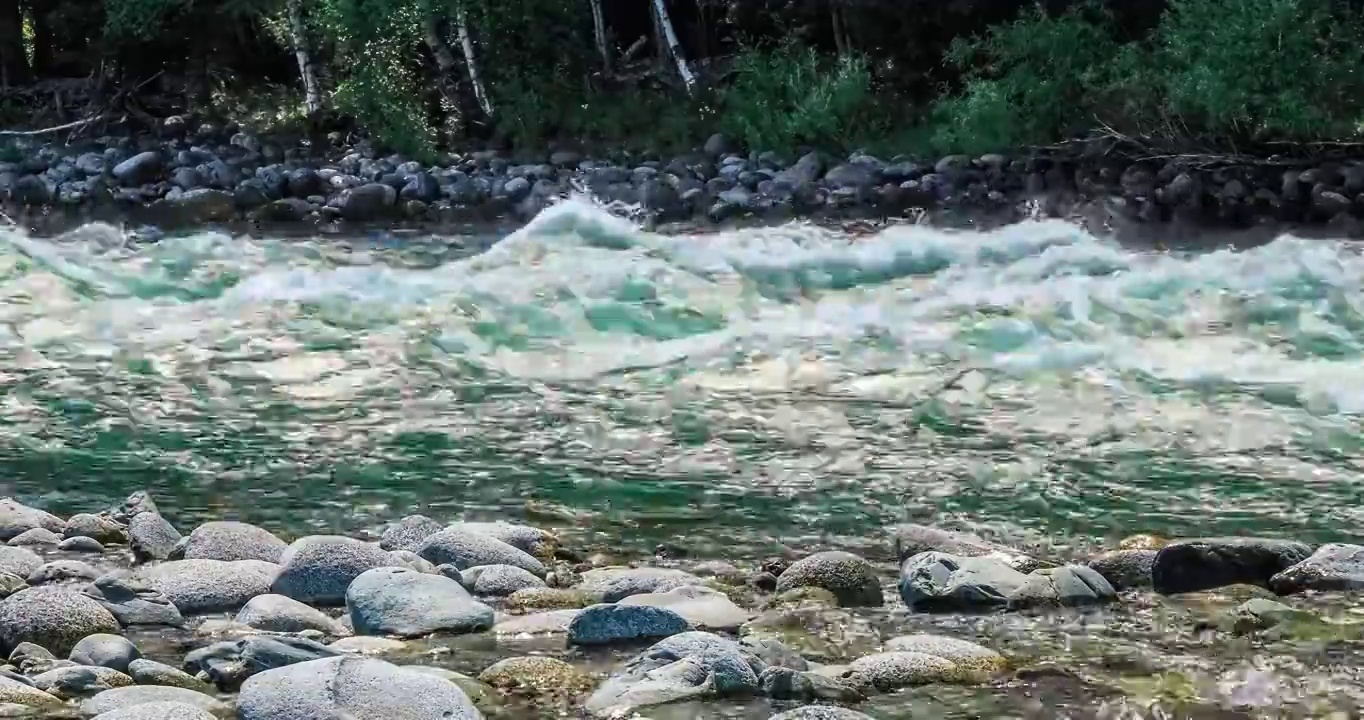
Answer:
[
  {"left": 775, "top": 551, "right": 883, "bottom": 607},
  {"left": 1152, "top": 538, "right": 1314, "bottom": 595},
  {"left": 567, "top": 603, "right": 692, "bottom": 646},
  {"left": 1269, "top": 543, "right": 1364, "bottom": 595}
]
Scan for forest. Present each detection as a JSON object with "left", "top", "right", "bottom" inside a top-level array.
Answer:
[{"left": 2, "top": 0, "right": 1364, "bottom": 159}]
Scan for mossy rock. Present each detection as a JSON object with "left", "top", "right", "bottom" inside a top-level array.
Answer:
[
  {"left": 1218, "top": 598, "right": 1364, "bottom": 642},
  {"left": 761, "top": 586, "right": 840, "bottom": 612},
  {"left": 503, "top": 587, "right": 598, "bottom": 613},
  {"left": 477, "top": 656, "right": 595, "bottom": 703},
  {"left": 741, "top": 604, "right": 881, "bottom": 662},
  {"left": 1118, "top": 534, "right": 1169, "bottom": 551}
]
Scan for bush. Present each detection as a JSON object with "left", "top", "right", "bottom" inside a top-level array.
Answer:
[
  {"left": 719, "top": 40, "right": 877, "bottom": 151},
  {"left": 929, "top": 1, "right": 1122, "bottom": 154},
  {"left": 1153, "top": 0, "right": 1364, "bottom": 139}
]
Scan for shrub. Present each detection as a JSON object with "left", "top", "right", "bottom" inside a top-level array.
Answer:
[
  {"left": 1153, "top": 0, "right": 1364, "bottom": 139},
  {"left": 719, "top": 40, "right": 877, "bottom": 151},
  {"left": 929, "top": 1, "right": 1122, "bottom": 154}
]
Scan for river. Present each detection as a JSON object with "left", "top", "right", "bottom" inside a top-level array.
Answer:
[{"left": 1, "top": 198, "right": 1362, "bottom": 717}]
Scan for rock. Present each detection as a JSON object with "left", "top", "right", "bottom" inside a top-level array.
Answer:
[
  {"left": 81, "top": 686, "right": 228, "bottom": 716},
  {"left": 890, "top": 524, "right": 1047, "bottom": 572},
  {"left": 126, "top": 659, "right": 213, "bottom": 692},
  {"left": 504, "top": 587, "right": 596, "bottom": 612},
  {"left": 1009, "top": 565, "right": 1116, "bottom": 609},
  {"left": 0, "top": 586, "right": 121, "bottom": 655},
  {"left": 492, "top": 609, "right": 580, "bottom": 636},
  {"left": 840, "top": 651, "right": 965, "bottom": 692},
  {"left": 378, "top": 515, "right": 442, "bottom": 553},
  {"left": 235, "top": 594, "right": 345, "bottom": 635},
  {"left": 28, "top": 559, "right": 100, "bottom": 585},
  {"left": 458, "top": 564, "right": 545, "bottom": 596},
  {"left": 131, "top": 558, "right": 281, "bottom": 614},
  {"left": 57, "top": 536, "right": 105, "bottom": 553},
  {"left": 83, "top": 575, "right": 185, "bottom": 627},
  {"left": 567, "top": 604, "right": 692, "bottom": 646},
  {"left": 386, "top": 550, "right": 434, "bottom": 573},
  {"left": 824, "top": 163, "right": 877, "bottom": 189},
  {"left": 775, "top": 551, "right": 882, "bottom": 607},
  {"left": 740, "top": 602, "right": 880, "bottom": 663},
  {"left": 112, "top": 152, "right": 163, "bottom": 186},
  {"left": 9, "top": 642, "right": 57, "bottom": 674},
  {"left": 89, "top": 701, "right": 219, "bottom": 720},
  {"left": 740, "top": 637, "right": 808, "bottom": 671},
  {"left": 0, "top": 547, "right": 42, "bottom": 578},
  {"left": 69, "top": 634, "right": 140, "bottom": 672},
  {"left": 237, "top": 656, "right": 481, "bottom": 720},
  {"left": 29, "top": 665, "right": 132, "bottom": 699},
  {"left": 149, "top": 188, "right": 237, "bottom": 225},
  {"left": 585, "top": 631, "right": 763, "bottom": 716},
  {"left": 10, "top": 174, "right": 50, "bottom": 205},
  {"left": 184, "top": 635, "right": 339, "bottom": 690},
  {"left": 454, "top": 522, "right": 557, "bottom": 559},
  {"left": 0, "top": 500, "right": 63, "bottom": 541},
  {"left": 326, "top": 636, "right": 406, "bottom": 655},
  {"left": 703, "top": 134, "right": 733, "bottom": 156},
  {"left": 128, "top": 513, "right": 181, "bottom": 563},
  {"left": 1086, "top": 549, "right": 1157, "bottom": 590},
  {"left": 402, "top": 667, "right": 499, "bottom": 714},
  {"left": 898, "top": 552, "right": 1028, "bottom": 611},
  {"left": 768, "top": 707, "right": 876, "bottom": 720},
  {"left": 882, "top": 634, "right": 1006, "bottom": 675},
  {"left": 415, "top": 527, "right": 545, "bottom": 576},
  {"left": 1151, "top": 538, "right": 1313, "bottom": 594},
  {"left": 477, "top": 656, "right": 594, "bottom": 703},
  {"left": 338, "top": 183, "right": 397, "bottom": 221},
  {"left": 1269, "top": 543, "right": 1364, "bottom": 595},
  {"left": 0, "top": 573, "right": 24, "bottom": 600},
  {"left": 271, "top": 535, "right": 395, "bottom": 606},
  {"left": 63, "top": 514, "right": 126, "bottom": 544},
  {"left": 758, "top": 666, "right": 864, "bottom": 702},
  {"left": 576, "top": 567, "right": 703, "bottom": 602},
  {"left": 6, "top": 529, "right": 60, "bottom": 547},
  {"left": 109, "top": 492, "right": 159, "bottom": 523},
  {"left": 0, "top": 675, "right": 62, "bottom": 709},
  {"left": 178, "top": 521, "right": 286, "bottom": 563},
  {"left": 346, "top": 566, "right": 493, "bottom": 638},
  {"left": 619, "top": 585, "right": 752, "bottom": 631},
  {"left": 503, "top": 176, "right": 531, "bottom": 201}
]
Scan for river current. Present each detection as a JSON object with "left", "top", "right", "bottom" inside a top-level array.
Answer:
[{"left": 1, "top": 198, "right": 1362, "bottom": 717}]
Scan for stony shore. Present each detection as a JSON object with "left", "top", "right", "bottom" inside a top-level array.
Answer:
[
  {"left": 5, "top": 119, "right": 1364, "bottom": 237},
  {"left": 0, "top": 492, "right": 1359, "bottom": 719}
]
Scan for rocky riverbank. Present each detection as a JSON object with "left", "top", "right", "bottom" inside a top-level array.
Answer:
[
  {"left": 0, "top": 493, "right": 1360, "bottom": 719},
  {"left": 6, "top": 119, "right": 1364, "bottom": 237}
]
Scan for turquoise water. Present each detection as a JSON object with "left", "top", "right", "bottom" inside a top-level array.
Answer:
[{"left": 1, "top": 199, "right": 1362, "bottom": 562}]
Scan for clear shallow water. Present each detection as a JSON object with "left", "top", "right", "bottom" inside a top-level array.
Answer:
[{"left": 3, "top": 199, "right": 1364, "bottom": 716}]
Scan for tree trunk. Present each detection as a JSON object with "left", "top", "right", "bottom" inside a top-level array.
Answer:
[
  {"left": 453, "top": 2, "right": 493, "bottom": 117},
  {"left": 28, "top": 0, "right": 51, "bottom": 78},
  {"left": 831, "top": 3, "right": 848, "bottom": 57},
  {"left": 424, "top": 12, "right": 480, "bottom": 136},
  {"left": 589, "top": 0, "right": 610, "bottom": 72},
  {"left": 651, "top": 0, "right": 695, "bottom": 93},
  {"left": 0, "top": 0, "right": 29, "bottom": 86},
  {"left": 286, "top": 0, "right": 323, "bottom": 114}
]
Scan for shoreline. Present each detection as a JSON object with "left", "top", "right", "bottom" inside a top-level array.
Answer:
[{"left": 4, "top": 124, "right": 1364, "bottom": 246}]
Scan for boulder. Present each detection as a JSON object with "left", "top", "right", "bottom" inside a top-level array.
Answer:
[
  {"left": 130, "top": 558, "right": 280, "bottom": 614},
  {"left": 69, "top": 633, "right": 141, "bottom": 672},
  {"left": 1151, "top": 538, "right": 1313, "bottom": 594},
  {"left": 271, "top": 535, "right": 395, "bottom": 605},
  {"left": 567, "top": 604, "right": 691, "bottom": 646},
  {"left": 236, "top": 656, "right": 482, "bottom": 720},
  {"left": 235, "top": 594, "right": 346, "bottom": 635},
  {"left": 346, "top": 566, "right": 493, "bottom": 638},
  {"left": 416, "top": 527, "right": 545, "bottom": 576},
  {"left": 1269, "top": 543, "right": 1364, "bottom": 595},
  {"left": 775, "top": 551, "right": 883, "bottom": 607},
  {"left": 80, "top": 685, "right": 227, "bottom": 716},
  {"left": 0, "top": 586, "right": 120, "bottom": 655},
  {"left": 178, "top": 521, "right": 286, "bottom": 563}
]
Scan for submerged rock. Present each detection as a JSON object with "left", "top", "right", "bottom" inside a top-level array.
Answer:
[
  {"left": 504, "top": 587, "right": 597, "bottom": 612},
  {"left": 620, "top": 585, "right": 752, "bottom": 631},
  {"left": 184, "top": 634, "right": 340, "bottom": 690},
  {"left": 758, "top": 666, "right": 865, "bottom": 702},
  {"left": 477, "top": 656, "right": 594, "bottom": 704},
  {"left": 0, "top": 586, "right": 121, "bottom": 656},
  {"left": 898, "top": 552, "right": 1114, "bottom": 611},
  {"left": 1151, "top": 538, "right": 1313, "bottom": 594},
  {"left": 346, "top": 566, "right": 494, "bottom": 638},
  {"left": 576, "top": 567, "right": 704, "bottom": 602},
  {"left": 1269, "top": 543, "right": 1364, "bottom": 595},
  {"left": 775, "top": 551, "right": 883, "bottom": 607},
  {"left": 80, "top": 685, "right": 228, "bottom": 716},
  {"left": 492, "top": 609, "right": 580, "bottom": 636},
  {"left": 237, "top": 656, "right": 482, "bottom": 720},
  {"left": 890, "top": 524, "right": 1048, "bottom": 572}
]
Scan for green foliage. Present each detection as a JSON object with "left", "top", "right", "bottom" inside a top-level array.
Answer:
[
  {"left": 1153, "top": 0, "right": 1364, "bottom": 138},
  {"left": 929, "top": 1, "right": 1121, "bottom": 154},
  {"left": 103, "top": 0, "right": 180, "bottom": 39},
  {"left": 333, "top": 48, "right": 434, "bottom": 158},
  {"left": 719, "top": 41, "right": 877, "bottom": 151}
]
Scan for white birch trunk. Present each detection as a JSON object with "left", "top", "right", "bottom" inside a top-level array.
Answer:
[
  {"left": 287, "top": 0, "right": 322, "bottom": 113},
  {"left": 589, "top": 0, "right": 611, "bottom": 71},
  {"left": 651, "top": 0, "right": 695, "bottom": 94},
  {"left": 454, "top": 3, "right": 494, "bottom": 117}
]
